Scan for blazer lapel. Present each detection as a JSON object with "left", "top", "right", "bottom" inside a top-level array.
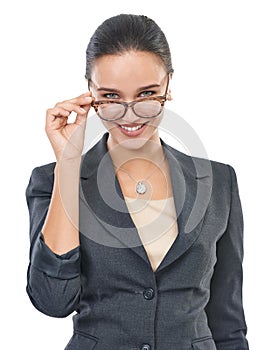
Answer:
[
  {"left": 79, "top": 132, "right": 213, "bottom": 273},
  {"left": 155, "top": 139, "right": 213, "bottom": 272},
  {"left": 79, "top": 132, "right": 145, "bottom": 254}
]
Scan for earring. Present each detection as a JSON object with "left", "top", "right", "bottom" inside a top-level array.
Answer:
[{"left": 167, "top": 90, "right": 173, "bottom": 101}]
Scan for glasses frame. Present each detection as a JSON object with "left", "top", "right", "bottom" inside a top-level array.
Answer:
[{"left": 88, "top": 74, "right": 170, "bottom": 121}]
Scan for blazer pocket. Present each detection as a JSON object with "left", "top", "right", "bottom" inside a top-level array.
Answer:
[
  {"left": 191, "top": 336, "right": 217, "bottom": 350},
  {"left": 65, "top": 331, "right": 98, "bottom": 350}
]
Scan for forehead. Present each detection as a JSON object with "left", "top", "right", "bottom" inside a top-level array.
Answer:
[{"left": 91, "top": 51, "right": 166, "bottom": 89}]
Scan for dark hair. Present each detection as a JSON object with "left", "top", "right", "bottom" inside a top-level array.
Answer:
[{"left": 85, "top": 14, "right": 174, "bottom": 80}]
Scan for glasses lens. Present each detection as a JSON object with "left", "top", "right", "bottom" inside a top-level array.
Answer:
[
  {"left": 133, "top": 100, "right": 162, "bottom": 118},
  {"left": 97, "top": 103, "right": 125, "bottom": 120}
]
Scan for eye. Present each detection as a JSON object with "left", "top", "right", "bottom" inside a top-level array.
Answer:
[
  {"left": 103, "top": 93, "right": 119, "bottom": 99},
  {"left": 139, "top": 90, "right": 155, "bottom": 98}
]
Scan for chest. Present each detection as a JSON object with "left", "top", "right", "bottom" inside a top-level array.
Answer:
[
  {"left": 124, "top": 195, "right": 179, "bottom": 272},
  {"left": 141, "top": 222, "right": 179, "bottom": 272},
  {"left": 115, "top": 163, "right": 178, "bottom": 272}
]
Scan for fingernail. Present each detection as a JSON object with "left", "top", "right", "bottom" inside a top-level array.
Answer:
[
  {"left": 84, "top": 97, "right": 93, "bottom": 100},
  {"left": 80, "top": 107, "right": 86, "bottom": 112}
]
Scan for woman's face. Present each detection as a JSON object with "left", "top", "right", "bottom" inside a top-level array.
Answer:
[{"left": 90, "top": 51, "right": 170, "bottom": 151}]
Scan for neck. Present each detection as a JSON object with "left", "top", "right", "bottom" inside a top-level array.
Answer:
[{"left": 106, "top": 132, "right": 165, "bottom": 174}]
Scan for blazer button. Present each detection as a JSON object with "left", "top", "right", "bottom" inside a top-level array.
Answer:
[
  {"left": 143, "top": 288, "right": 154, "bottom": 300},
  {"left": 141, "top": 344, "right": 151, "bottom": 350}
]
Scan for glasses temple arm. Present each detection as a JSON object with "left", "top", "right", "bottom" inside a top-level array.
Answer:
[{"left": 164, "top": 74, "right": 171, "bottom": 99}]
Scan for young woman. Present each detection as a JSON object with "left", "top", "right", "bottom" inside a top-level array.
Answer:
[{"left": 26, "top": 14, "right": 250, "bottom": 350}]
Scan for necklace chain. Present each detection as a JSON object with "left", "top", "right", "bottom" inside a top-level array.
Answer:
[{"left": 112, "top": 153, "right": 166, "bottom": 194}]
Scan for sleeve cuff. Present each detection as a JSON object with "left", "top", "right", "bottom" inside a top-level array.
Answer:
[{"left": 30, "top": 232, "right": 80, "bottom": 279}]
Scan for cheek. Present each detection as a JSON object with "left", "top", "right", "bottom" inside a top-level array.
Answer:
[
  {"left": 101, "top": 120, "right": 117, "bottom": 131},
  {"left": 147, "top": 111, "right": 164, "bottom": 128}
]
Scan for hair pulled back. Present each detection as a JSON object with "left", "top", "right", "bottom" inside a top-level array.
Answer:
[{"left": 85, "top": 14, "right": 174, "bottom": 80}]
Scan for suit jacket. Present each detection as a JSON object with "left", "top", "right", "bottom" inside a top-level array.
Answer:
[{"left": 26, "top": 131, "right": 249, "bottom": 350}]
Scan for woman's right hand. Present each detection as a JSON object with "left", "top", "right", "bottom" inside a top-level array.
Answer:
[{"left": 45, "top": 91, "right": 94, "bottom": 162}]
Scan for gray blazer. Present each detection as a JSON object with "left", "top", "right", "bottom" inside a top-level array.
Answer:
[{"left": 26, "top": 132, "right": 249, "bottom": 350}]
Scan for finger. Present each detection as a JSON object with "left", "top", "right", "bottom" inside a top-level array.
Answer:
[
  {"left": 79, "top": 102, "right": 92, "bottom": 114},
  {"left": 74, "top": 102, "right": 93, "bottom": 126},
  {"left": 74, "top": 113, "right": 88, "bottom": 127},
  {"left": 46, "top": 107, "right": 70, "bottom": 121},
  {"left": 54, "top": 102, "right": 88, "bottom": 116},
  {"left": 60, "top": 93, "right": 94, "bottom": 107},
  {"left": 81, "top": 91, "right": 93, "bottom": 97},
  {"left": 46, "top": 112, "right": 68, "bottom": 133},
  {"left": 73, "top": 91, "right": 93, "bottom": 99}
]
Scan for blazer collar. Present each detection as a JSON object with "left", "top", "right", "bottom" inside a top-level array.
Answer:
[{"left": 79, "top": 132, "right": 212, "bottom": 273}]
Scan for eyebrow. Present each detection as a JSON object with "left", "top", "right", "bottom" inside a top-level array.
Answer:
[{"left": 96, "top": 83, "right": 161, "bottom": 93}]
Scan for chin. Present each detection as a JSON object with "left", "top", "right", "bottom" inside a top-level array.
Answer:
[{"left": 118, "top": 137, "right": 151, "bottom": 150}]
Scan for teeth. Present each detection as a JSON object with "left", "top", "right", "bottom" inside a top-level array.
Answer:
[{"left": 120, "top": 124, "right": 143, "bottom": 132}]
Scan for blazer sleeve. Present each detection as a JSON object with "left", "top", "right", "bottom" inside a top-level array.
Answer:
[
  {"left": 204, "top": 164, "right": 250, "bottom": 349},
  {"left": 25, "top": 165, "right": 81, "bottom": 318}
]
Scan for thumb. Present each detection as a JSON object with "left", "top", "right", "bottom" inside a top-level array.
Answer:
[{"left": 75, "top": 103, "right": 92, "bottom": 126}]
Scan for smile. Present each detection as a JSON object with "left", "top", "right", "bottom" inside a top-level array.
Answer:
[
  {"left": 117, "top": 122, "right": 149, "bottom": 137},
  {"left": 120, "top": 124, "right": 143, "bottom": 131}
]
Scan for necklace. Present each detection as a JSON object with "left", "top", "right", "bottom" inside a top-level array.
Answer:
[{"left": 113, "top": 153, "right": 166, "bottom": 195}]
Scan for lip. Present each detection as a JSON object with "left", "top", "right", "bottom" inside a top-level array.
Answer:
[{"left": 117, "top": 122, "right": 149, "bottom": 137}]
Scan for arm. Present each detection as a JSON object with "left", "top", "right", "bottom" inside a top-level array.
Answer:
[
  {"left": 26, "top": 164, "right": 81, "bottom": 318},
  {"left": 205, "top": 165, "right": 249, "bottom": 349},
  {"left": 42, "top": 158, "right": 81, "bottom": 254},
  {"left": 26, "top": 92, "right": 93, "bottom": 317}
]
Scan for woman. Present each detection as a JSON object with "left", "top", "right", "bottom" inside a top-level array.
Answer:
[{"left": 26, "top": 14, "right": 249, "bottom": 350}]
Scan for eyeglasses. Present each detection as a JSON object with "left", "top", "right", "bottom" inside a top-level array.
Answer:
[{"left": 88, "top": 75, "right": 170, "bottom": 121}]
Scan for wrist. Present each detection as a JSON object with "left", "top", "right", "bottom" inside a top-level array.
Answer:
[{"left": 55, "top": 157, "right": 82, "bottom": 177}]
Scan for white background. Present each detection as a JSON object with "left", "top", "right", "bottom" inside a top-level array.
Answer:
[{"left": 1, "top": 0, "right": 271, "bottom": 348}]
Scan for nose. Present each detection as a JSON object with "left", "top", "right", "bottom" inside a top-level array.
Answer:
[{"left": 121, "top": 105, "right": 141, "bottom": 123}]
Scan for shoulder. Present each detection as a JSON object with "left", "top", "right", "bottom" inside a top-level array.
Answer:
[
  {"left": 30, "top": 162, "right": 56, "bottom": 183},
  {"left": 163, "top": 141, "right": 237, "bottom": 190},
  {"left": 26, "top": 162, "right": 56, "bottom": 198}
]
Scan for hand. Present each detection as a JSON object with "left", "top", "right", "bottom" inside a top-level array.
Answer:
[{"left": 45, "top": 92, "right": 94, "bottom": 162}]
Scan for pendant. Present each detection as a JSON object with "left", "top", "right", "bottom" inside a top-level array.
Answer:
[{"left": 136, "top": 181, "right": 147, "bottom": 194}]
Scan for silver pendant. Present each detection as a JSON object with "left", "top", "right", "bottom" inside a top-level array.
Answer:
[{"left": 136, "top": 181, "right": 147, "bottom": 194}]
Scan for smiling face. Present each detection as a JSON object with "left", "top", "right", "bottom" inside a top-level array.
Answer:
[{"left": 89, "top": 51, "right": 170, "bottom": 152}]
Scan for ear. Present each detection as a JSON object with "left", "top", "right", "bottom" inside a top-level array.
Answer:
[{"left": 167, "top": 89, "right": 173, "bottom": 101}]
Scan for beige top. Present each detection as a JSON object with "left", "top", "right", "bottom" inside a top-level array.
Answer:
[{"left": 124, "top": 195, "right": 179, "bottom": 272}]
